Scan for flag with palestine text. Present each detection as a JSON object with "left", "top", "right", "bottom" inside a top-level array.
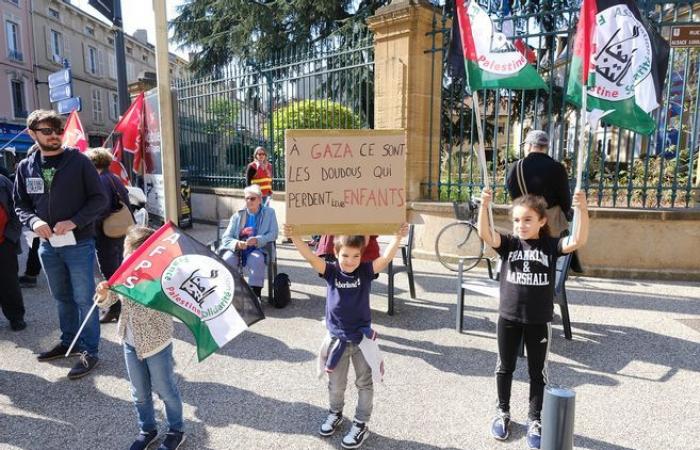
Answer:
[
  {"left": 565, "top": 0, "right": 670, "bottom": 134},
  {"left": 108, "top": 222, "right": 265, "bottom": 361},
  {"left": 449, "top": 0, "right": 546, "bottom": 90}
]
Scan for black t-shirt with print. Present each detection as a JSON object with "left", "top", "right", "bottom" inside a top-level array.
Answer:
[
  {"left": 495, "top": 233, "right": 564, "bottom": 324},
  {"left": 39, "top": 153, "right": 64, "bottom": 193}
]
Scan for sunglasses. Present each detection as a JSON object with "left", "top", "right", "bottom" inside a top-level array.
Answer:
[{"left": 33, "top": 127, "right": 64, "bottom": 136}]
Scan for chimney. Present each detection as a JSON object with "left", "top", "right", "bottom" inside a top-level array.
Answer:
[{"left": 133, "top": 29, "right": 148, "bottom": 45}]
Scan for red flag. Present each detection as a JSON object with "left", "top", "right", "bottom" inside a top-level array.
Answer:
[
  {"left": 572, "top": 0, "right": 597, "bottom": 84},
  {"left": 114, "top": 92, "right": 145, "bottom": 154},
  {"left": 61, "top": 110, "right": 88, "bottom": 152},
  {"left": 110, "top": 137, "right": 130, "bottom": 186}
]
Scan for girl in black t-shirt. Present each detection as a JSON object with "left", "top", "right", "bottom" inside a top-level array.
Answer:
[{"left": 477, "top": 188, "right": 589, "bottom": 449}]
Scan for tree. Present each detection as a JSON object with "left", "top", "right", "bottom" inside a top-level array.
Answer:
[{"left": 171, "top": 0, "right": 391, "bottom": 75}]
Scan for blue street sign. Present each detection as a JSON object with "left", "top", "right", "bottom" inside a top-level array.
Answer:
[
  {"left": 56, "top": 97, "right": 82, "bottom": 115},
  {"left": 48, "top": 68, "right": 71, "bottom": 88},
  {"left": 49, "top": 84, "right": 72, "bottom": 103}
]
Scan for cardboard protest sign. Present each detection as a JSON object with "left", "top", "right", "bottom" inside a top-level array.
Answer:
[{"left": 285, "top": 129, "right": 406, "bottom": 235}]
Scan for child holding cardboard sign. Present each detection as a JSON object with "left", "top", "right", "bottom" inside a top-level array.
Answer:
[{"left": 284, "top": 223, "right": 408, "bottom": 449}]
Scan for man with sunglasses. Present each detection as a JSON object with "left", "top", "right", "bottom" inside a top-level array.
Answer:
[{"left": 13, "top": 110, "right": 107, "bottom": 380}]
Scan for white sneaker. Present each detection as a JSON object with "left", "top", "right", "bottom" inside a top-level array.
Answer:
[
  {"left": 319, "top": 410, "right": 343, "bottom": 436},
  {"left": 341, "top": 420, "right": 369, "bottom": 449}
]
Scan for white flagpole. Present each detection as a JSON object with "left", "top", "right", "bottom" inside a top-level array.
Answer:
[
  {"left": 472, "top": 89, "right": 495, "bottom": 233},
  {"left": 571, "top": 80, "right": 589, "bottom": 240},
  {"left": 65, "top": 301, "right": 98, "bottom": 357}
]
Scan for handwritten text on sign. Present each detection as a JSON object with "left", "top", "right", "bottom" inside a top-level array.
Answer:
[{"left": 285, "top": 129, "right": 406, "bottom": 234}]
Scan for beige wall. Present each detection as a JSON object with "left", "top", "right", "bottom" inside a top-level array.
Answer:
[
  {"left": 30, "top": 0, "right": 188, "bottom": 142},
  {"left": 0, "top": 0, "right": 36, "bottom": 124}
]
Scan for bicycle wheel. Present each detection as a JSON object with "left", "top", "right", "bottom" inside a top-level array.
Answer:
[{"left": 434, "top": 221, "right": 484, "bottom": 272}]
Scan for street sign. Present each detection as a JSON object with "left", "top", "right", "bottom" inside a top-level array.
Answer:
[
  {"left": 88, "top": 0, "right": 114, "bottom": 21},
  {"left": 49, "top": 84, "right": 72, "bottom": 103},
  {"left": 56, "top": 97, "right": 82, "bottom": 115},
  {"left": 670, "top": 25, "right": 700, "bottom": 47},
  {"left": 48, "top": 68, "right": 71, "bottom": 88}
]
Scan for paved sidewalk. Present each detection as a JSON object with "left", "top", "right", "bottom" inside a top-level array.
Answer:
[{"left": 0, "top": 224, "right": 698, "bottom": 450}]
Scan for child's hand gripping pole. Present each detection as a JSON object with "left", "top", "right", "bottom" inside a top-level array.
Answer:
[{"left": 477, "top": 188, "right": 499, "bottom": 249}]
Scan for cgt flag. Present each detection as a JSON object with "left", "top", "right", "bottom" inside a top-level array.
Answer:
[
  {"left": 448, "top": 0, "right": 546, "bottom": 90},
  {"left": 108, "top": 222, "right": 265, "bottom": 361},
  {"left": 566, "top": 0, "right": 670, "bottom": 134},
  {"left": 61, "top": 110, "right": 88, "bottom": 152}
]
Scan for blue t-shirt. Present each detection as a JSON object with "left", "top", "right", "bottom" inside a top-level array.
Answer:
[{"left": 323, "top": 261, "right": 374, "bottom": 343}]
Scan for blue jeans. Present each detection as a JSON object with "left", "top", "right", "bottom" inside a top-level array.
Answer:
[
  {"left": 123, "top": 343, "right": 184, "bottom": 433},
  {"left": 39, "top": 239, "right": 99, "bottom": 356}
]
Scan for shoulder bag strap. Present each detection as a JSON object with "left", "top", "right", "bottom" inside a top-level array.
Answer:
[{"left": 516, "top": 159, "right": 528, "bottom": 196}]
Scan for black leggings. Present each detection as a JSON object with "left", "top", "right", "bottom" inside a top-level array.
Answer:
[{"left": 495, "top": 316, "right": 551, "bottom": 421}]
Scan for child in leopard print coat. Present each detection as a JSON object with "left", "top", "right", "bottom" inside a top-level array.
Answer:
[{"left": 95, "top": 226, "right": 186, "bottom": 450}]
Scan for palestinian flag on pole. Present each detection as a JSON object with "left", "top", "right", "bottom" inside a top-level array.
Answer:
[
  {"left": 566, "top": 0, "right": 670, "bottom": 134},
  {"left": 449, "top": 0, "right": 546, "bottom": 90},
  {"left": 108, "top": 222, "right": 265, "bottom": 361}
]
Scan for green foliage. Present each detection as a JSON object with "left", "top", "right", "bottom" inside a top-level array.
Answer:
[
  {"left": 171, "top": 0, "right": 390, "bottom": 75},
  {"left": 265, "top": 100, "right": 363, "bottom": 156},
  {"left": 203, "top": 99, "right": 240, "bottom": 135}
]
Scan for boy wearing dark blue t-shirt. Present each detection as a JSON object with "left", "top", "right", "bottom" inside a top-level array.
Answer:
[{"left": 285, "top": 224, "right": 408, "bottom": 449}]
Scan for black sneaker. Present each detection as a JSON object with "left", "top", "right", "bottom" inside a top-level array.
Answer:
[
  {"left": 67, "top": 352, "right": 99, "bottom": 380},
  {"left": 341, "top": 420, "right": 368, "bottom": 449},
  {"left": 10, "top": 319, "right": 27, "bottom": 331},
  {"left": 37, "top": 343, "right": 80, "bottom": 361},
  {"left": 319, "top": 410, "right": 343, "bottom": 436},
  {"left": 526, "top": 420, "right": 542, "bottom": 449},
  {"left": 157, "top": 430, "right": 185, "bottom": 450},
  {"left": 18, "top": 275, "right": 37, "bottom": 288},
  {"left": 129, "top": 430, "right": 159, "bottom": 450},
  {"left": 490, "top": 408, "right": 511, "bottom": 441}
]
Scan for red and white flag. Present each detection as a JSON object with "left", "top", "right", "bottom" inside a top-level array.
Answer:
[
  {"left": 61, "top": 110, "right": 88, "bottom": 152},
  {"left": 114, "top": 92, "right": 145, "bottom": 155},
  {"left": 110, "top": 136, "right": 130, "bottom": 186}
]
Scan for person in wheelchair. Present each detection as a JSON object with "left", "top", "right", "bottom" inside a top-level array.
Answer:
[{"left": 219, "top": 185, "right": 278, "bottom": 299}]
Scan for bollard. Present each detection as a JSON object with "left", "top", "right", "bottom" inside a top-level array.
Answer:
[{"left": 541, "top": 384, "right": 575, "bottom": 450}]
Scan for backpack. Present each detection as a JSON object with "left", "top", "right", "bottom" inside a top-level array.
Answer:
[{"left": 270, "top": 273, "right": 291, "bottom": 308}]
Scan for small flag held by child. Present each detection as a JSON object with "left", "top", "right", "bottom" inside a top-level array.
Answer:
[{"left": 108, "top": 222, "right": 265, "bottom": 361}]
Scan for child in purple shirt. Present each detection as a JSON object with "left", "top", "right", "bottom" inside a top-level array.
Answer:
[{"left": 284, "top": 224, "right": 408, "bottom": 449}]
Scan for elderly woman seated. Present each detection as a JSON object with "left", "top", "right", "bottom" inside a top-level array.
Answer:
[{"left": 220, "top": 185, "right": 279, "bottom": 298}]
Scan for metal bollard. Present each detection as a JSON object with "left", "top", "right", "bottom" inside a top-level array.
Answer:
[{"left": 541, "top": 384, "right": 575, "bottom": 450}]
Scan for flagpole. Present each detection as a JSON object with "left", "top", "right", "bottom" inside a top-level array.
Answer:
[
  {"left": 65, "top": 301, "right": 98, "bottom": 357},
  {"left": 571, "top": 82, "right": 589, "bottom": 240},
  {"left": 472, "top": 89, "right": 495, "bottom": 233},
  {"left": 0, "top": 127, "right": 28, "bottom": 151}
]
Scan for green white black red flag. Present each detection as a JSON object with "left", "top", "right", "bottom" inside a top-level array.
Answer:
[
  {"left": 565, "top": 0, "right": 670, "bottom": 134},
  {"left": 108, "top": 222, "right": 265, "bottom": 361}
]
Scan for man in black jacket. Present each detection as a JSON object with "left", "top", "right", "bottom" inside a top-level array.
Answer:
[
  {"left": 0, "top": 172, "right": 25, "bottom": 331},
  {"left": 14, "top": 110, "right": 107, "bottom": 380}
]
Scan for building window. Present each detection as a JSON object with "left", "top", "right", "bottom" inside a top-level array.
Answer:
[
  {"left": 107, "top": 37, "right": 114, "bottom": 46},
  {"left": 87, "top": 46, "right": 98, "bottom": 75},
  {"left": 109, "top": 92, "right": 118, "bottom": 121},
  {"left": 50, "top": 30, "right": 63, "bottom": 63},
  {"left": 85, "top": 26, "right": 94, "bottom": 36},
  {"left": 92, "top": 89, "right": 103, "bottom": 122},
  {"left": 5, "top": 21, "right": 22, "bottom": 61},
  {"left": 11, "top": 79, "right": 26, "bottom": 118},
  {"left": 48, "top": 8, "right": 60, "bottom": 19},
  {"left": 109, "top": 54, "right": 117, "bottom": 79},
  {"left": 126, "top": 46, "right": 132, "bottom": 55},
  {"left": 142, "top": 54, "right": 148, "bottom": 62},
  {"left": 126, "top": 61, "right": 135, "bottom": 81}
]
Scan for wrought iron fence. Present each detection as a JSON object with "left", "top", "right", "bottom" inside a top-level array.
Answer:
[
  {"left": 175, "top": 28, "right": 374, "bottom": 189},
  {"left": 426, "top": 0, "right": 699, "bottom": 208}
]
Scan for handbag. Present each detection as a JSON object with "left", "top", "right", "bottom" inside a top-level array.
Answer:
[
  {"left": 515, "top": 159, "right": 569, "bottom": 238},
  {"left": 102, "top": 177, "right": 135, "bottom": 238}
]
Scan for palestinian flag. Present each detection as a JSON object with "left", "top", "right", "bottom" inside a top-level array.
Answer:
[
  {"left": 566, "top": 0, "right": 670, "bottom": 134},
  {"left": 108, "top": 222, "right": 265, "bottom": 361},
  {"left": 449, "top": 0, "right": 546, "bottom": 90}
]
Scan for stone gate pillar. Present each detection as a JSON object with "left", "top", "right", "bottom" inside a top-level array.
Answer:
[{"left": 368, "top": 0, "right": 443, "bottom": 201}]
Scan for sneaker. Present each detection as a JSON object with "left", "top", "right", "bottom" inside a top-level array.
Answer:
[
  {"left": 67, "top": 352, "right": 99, "bottom": 380},
  {"left": 129, "top": 430, "right": 159, "bottom": 450},
  {"left": 341, "top": 420, "right": 369, "bottom": 449},
  {"left": 18, "top": 275, "right": 37, "bottom": 288},
  {"left": 490, "top": 409, "right": 511, "bottom": 441},
  {"left": 526, "top": 420, "right": 542, "bottom": 449},
  {"left": 37, "top": 343, "right": 80, "bottom": 361},
  {"left": 157, "top": 430, "right": 185, "bottom": 450},
  {"left": 319, "top": 410, "right": 343, "bottom": 436},
  {"left": 9, "top": 319, "right": 27, "bottom": 331}
]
